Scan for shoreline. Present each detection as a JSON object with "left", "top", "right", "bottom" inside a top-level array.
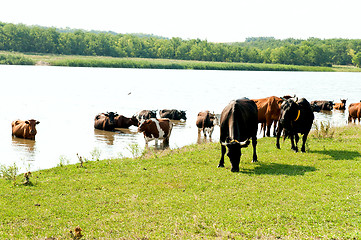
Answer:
[{"left": 2, "top": 51, "right": 361, "bottom": 72}]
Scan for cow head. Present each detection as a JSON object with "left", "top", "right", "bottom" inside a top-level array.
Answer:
[
  {"left": 310, "top": 103, "right": 321, "bottom": 112},
  {"left": 105, "top": 112, "right": 118, "bottom": 125},
  {"left": 25, "top": 119, "right": 40, "bottom": 136},
  {"left": 222, "top": 139, "right": 250, "bottom": 172},
  {"left": 131, "top": 115, "right": 139, "bottom": 126},
  {"left": 179, "top": 110, "right": 187, "bottom": 120},
  {"left": 280, "top": 99, "right": 300, "bottom": 128}
]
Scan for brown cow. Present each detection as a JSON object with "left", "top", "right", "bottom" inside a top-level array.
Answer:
[
  {"left": 196, "top": 111, "right": 218, "bottom": 138},
  {"left": 348, "top": 102, "right": 361, "bottom": 123},
  {"left": 252, "top": 96, "right": 283, "bottom": 137},
  {"left": 12, "top": 119, "right": 40, "bottom": 140},
  {"left": 334, "top": 99, "right": 347, "bottom": 110},
  {"left": 114, "top": 115, "right": 138, "bottom": 128},
  {"left": 138, "top": 118, "right": 173, "bottom": 147},
  {"left": 94, "top": 112, "right": 118, "bottom": 131}
]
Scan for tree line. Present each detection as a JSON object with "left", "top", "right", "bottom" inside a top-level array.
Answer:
[{"left": 1, "top": 22, "right": 361, "bottom": 67}]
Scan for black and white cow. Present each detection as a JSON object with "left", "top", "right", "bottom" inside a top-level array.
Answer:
[{"left": 159, "top": 109, "right": 187, "bottom": 120}]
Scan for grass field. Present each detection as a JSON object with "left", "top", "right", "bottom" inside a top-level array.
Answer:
[
  {"left": 1, "top": 51, "right": 361, "bottom": 72},
  {"left": 1, "top": 125, "right": 361, "bottom": 239}
]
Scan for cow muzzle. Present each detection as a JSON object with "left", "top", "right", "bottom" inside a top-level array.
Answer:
[{"left": 221, "top": 139, "right": 250, "bottom": 148}]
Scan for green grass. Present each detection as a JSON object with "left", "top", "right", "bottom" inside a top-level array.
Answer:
[
  {"left": 2, "top": 50, "right": 361, "bottom": 72},
  {"left": 1, "top": 125, "right": 361, "bottom": 239},
  {"left": 0, "top": 53, "right": 34, "bottom": 65}
]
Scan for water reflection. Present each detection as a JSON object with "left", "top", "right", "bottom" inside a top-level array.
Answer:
[
  {"left": 93, "top": 129, "right": 117, "bottom": 145},
  {"left": 12, "top": 137, "right": 36, "bottom": 153},
  {"left": 197, "top": 135, "right": 214, "bottom": 144}
]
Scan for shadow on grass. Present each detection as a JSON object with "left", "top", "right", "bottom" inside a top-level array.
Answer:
[
  {"left": 309, "top": 150, "right": 361, "bottom": 160},
  {"left": 240, "top": 162, "right": 316, "bottom": 176}
]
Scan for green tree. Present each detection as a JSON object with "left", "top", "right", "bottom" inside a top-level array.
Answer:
[{"left": 352, "top": 52, "right": 361, "bottom": 67}]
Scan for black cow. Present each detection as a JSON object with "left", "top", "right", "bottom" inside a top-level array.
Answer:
[
  {"left": 276, "top": 98, "right": 314, "bottom": 152},
  {"left": 218, "top": 98, "right": 258, "bottom": 172},
  {"left": 136, "top": 110, "right": 157, "bottom": 120},
  {"left": 310, "top": 100, "right": 334, "bottom": 111},
  {"left": 94, "top": 112, "right": 118, "bottom": 131},
  {"left": 159, "top": 109, "right": 187, "bottom": 120}
]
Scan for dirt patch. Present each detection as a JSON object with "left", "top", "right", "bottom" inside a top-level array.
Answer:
[{"left": 35, "top": 61, "right": 51, "bottom": 66}]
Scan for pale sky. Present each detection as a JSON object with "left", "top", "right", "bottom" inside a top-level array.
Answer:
[{"left": 1, "top": 0, "right": 360, "bottom": 42}]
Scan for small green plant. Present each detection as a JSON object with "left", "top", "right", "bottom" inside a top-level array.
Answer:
[
  {"left": 90, "top": 148, "right": 101, "bottom": 161},
  {"left": 0, "top": 163, "right": 19, "bottom": 185},
  {"left": 57, "top": 155, "right": 70, "bottom": 167},
  {"left": 313, "top": 121, "right": 335, "bottom": 138},
  {"left": 126, "top": 143, "right": 143, "bottom": 158}
]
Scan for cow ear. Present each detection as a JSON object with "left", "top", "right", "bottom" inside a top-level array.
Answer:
[
  {"left": 25, "top": 121, "right": 30, "bottom": 124},
  {"left": 36, "top": 121, "right": 40, "bottom": 124}
]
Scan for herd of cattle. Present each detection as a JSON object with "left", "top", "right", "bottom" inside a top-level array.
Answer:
[{"left": 10, "top": 96, "right": 361, "bottom": 172}]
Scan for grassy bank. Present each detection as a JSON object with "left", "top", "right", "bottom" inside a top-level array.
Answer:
[
  {"left": 1, "top": 51, "right": 361, "bottom": 72},
  {"left": 1, "top": 125, "right": 361, "bottom": 239}
]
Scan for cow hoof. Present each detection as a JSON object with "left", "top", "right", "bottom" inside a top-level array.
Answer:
[
  {"left": 231, "top": 168, "right": 239, "bottom": 172},
  {"left": 252, "top": 159, "right": 258, "bottom": 163},
  {"left": 217, "top": 164, "right": 225, "bottom": 168}
]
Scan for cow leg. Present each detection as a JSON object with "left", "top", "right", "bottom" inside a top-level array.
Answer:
[
  {"left": 273, "top": 121, "right": 278, "bottom": 137},
  {"left": 209, "top": 126, "right": 214, "bottom": 138},
  {"left": 276, "top": 124, "right": 283, "bottom": 149},
  {"left": 301, "top": 133, "right": 308, "bottom": 153},
  {"left": 262, "top": 123, "right": 266, "bottom": 137},
  {"left": 203, "top": 128, "right": 207, "bottom": 137},
  {"left": 266, "top": 122, "right": 272, "bottom": 137},
  {"left": 163, "top": 138, "right": 170, "bottom": 148},
  {"left": 198, "top": 128, "right": 202, "bottom": 136},
  {"left": 252, "top": 136, "right": 258, "bottom": 162},
  {"left": 290, "top": 134, "right": 298, "bottom": 152},
  {"left": 218, "top": 145, "right": 226, "bottom": 168},
  {"left": 295, "top": 134, "right": 300, "bottom": 152}
]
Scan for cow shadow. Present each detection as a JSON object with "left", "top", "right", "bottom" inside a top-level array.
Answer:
[
  {"left": 309, "top": 150, "right": 361, "bottom": 161},
  {"left": 240, "top": 162, "right": 316, "bottom": 176}
]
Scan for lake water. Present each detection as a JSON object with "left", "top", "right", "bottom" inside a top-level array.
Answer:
[{"left": 1, "top": 65, "right": 360, "bottom": 172}]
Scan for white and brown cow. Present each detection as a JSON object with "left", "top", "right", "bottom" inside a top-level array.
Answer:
[
  {"left": 196, "top": 111, "right": 218, "bottom": 138},
  {"left": 12, "top": 119, "right": 40, "bottom": 140},
  {"left": 138, "top": 118, "right": 173, "bottom": 147}
]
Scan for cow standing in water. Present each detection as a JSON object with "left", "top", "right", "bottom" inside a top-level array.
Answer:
[
  {"left": 138, "top": 118, "right": 173, "bottom": 147},
  {"left": 114, "top": 115, "right": 138, "bottom": 128},
  {"left": 159, "top": 109, "right": 187, "bottom": 120},
  {"left": 334, "top": 99, "right": 347, "bottom": 110},
  {"left": 196, "top": 111, "right": 218, "bottom": 138},
  {"left": 136, "top": 110, "right": 157, "bottom": 121},
  {"left": 218, "top": 98, "right": 258, "bottom": 172},
  {"left": 12, "top": 119, "right": 40, "bottom": 140},
  {"left": 310, "top": 100, "right": 334, "bottom": 111},
  {"left": 94, "top": 112, "right": 118, "bottom": 131},
  {"left": 348, "top": 102, "right": 361, "bottom": 123},
  {"left": 276, "top": 98, "right": 314, "bottom": 152}
]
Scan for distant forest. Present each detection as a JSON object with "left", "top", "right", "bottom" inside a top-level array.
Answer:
[{"left": 1, "top": 22, "right": 361, "bottom": 67}]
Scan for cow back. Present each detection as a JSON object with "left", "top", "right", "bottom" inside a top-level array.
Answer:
[
  {"left": 280, "top": 98, "right": 314, "bottom": 134},
  {"left": 220, "top": 99, "right": 258, "bottom": 143},
  {"left": 196, "top": 111, "right": 212, "bottom": 128}
]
